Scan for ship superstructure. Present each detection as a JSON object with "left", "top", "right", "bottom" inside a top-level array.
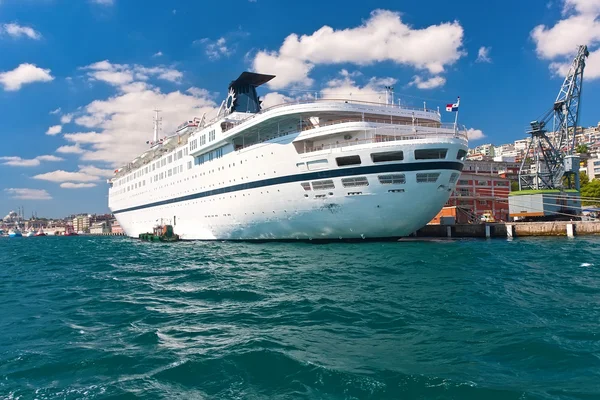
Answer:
[{"left": 108, "top": 72, "right": 468, "bottom": 240}]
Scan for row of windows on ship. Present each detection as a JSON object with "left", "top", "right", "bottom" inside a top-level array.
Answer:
[{"left": 111, "top": 146, "right": 467, "bottom": 196}]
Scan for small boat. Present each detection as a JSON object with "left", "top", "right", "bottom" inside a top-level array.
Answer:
[
  {"left": 8, "top": 228, "right": 23, "bottom": 238},
  {"left": 26, "top": 229, "right": 36, "bottom": 237},
  {"left": 139, "top": 224, "right": 180, "bottom": 242},
  {"left": 64, "top": 225, "right": 78, "bottom": 236},
  {"left": 35, "top": 228, "right": 47, "bottom": 237}
]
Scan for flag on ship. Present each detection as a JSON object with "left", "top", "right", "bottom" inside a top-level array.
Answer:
[{"left": 446, "top": 97, "right": 460, "bottom": 112}]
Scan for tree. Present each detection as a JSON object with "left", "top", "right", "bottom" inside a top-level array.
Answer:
[
  {"left": 580, "top": 171, "right": 590, "bottom": 188},
  {"left": 576, "top": 144, "right": 589, "bottom": 154},
  {"left": 581, "top": 179, "right": 600, "bottom": 205},
  {"left": 510, "top": 180, "right": 519, "bottom": 191}
]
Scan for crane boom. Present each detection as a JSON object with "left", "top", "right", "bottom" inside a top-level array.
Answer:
[{"left": 518, "top": 45, "right": 589, "bottom": 191}]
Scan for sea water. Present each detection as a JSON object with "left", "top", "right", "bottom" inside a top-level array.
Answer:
[{"left": 1, "top": 236, "right": 599, "bottom": 399}]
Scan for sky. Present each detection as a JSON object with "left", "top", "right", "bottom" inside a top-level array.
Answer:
[{"left": 1, "top": 0, "right": 600, "bottom": 218}]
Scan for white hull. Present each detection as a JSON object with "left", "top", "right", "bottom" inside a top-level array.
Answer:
[{"left": 110, "top": 138, "right": 466, "bottom": 240}]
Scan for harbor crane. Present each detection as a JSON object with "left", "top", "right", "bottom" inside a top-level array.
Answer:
[{"left": 509, "top": 45, "right": 589, "bottom": 220}]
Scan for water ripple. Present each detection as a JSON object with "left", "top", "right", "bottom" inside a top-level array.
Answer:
[{"left": 1, "top": 236, "right": 600, "bottom": 399}]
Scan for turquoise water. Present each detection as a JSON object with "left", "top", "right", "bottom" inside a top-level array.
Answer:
[{"left": 1, "top": 236, "right": 600, "bottom": 399}]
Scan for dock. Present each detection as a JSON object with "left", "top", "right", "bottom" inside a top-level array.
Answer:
[{"left": 416, "top": 221, "right": 600, "bottom": 238}]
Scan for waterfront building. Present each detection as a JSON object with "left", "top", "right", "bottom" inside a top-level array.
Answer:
[
  {"left": 90, "top": 221, "right": 111, "bottom": 235},
  {"left": 110, "top": 220, "right": 124, "bottom": 234},
  {"left": 73, "top": 215, "right": 90, "bottom": 233},
  {"left": 444, "top": 173, "right": 511, "bottom": 222},
  {"left": 587, "top": 157, "right": 600, "bottom": 180}
]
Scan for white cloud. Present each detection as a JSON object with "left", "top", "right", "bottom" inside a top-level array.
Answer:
[
  {"left": 46, "top": 125, "right": 62, "bottom": 135},
  {"left": 476, "top": 46, "right": 492, "bottom": 63},
  {"left": 467, "top": 128, "right": 486, "bottom": 140},
  {"left": 531, "top": 0, "right": 600, "bottom": 79},
  {"left": 36, "top": 155, "right": 64, "bottom": 162},
  {"left": 33, "top": 170, "right": 101, "bottom": 183},
  {"left": 319, "top": 70, "right": 398, "bottom": 103},
  {"left": 58, "top": 60, "right": 218, "bottom": 165},
  {"left": 0, "top": 63, "right": 54, "bottom": 91},
  {"left": 34, "top": 165, "right": 114, "bottom": 187},
  {"left": 60, "top": 113, "right": 74, "bottom": 124},
  {"left": 5, "top": 188, "right": 52, "bottom": 200},
  {"left": 90, "top": 0, "right": 114, "bottom": 5},
  {"left": 82, "top": 60, "right": 183, "bottom": 89},
  {"left": 197, "top": 37, "right": 230, "bottom": 60},
  {"left": 563, "top": 0, "right": 600, "bottom": 15},
  {"left": 153, "top": 51, "right": 163, "bottom": 57},
  {"left": 56, "top": 144, "right": 85, "bottom": 154},
  {"left": 260, "top": 92, "right": 294, "bottom": 109},
  {"left": 60, "top": 182, "right": 97, "bottom": 189},
  {"left": 49, "top": 107, "right": 61, "bottom": 115},
  {"left": 408, "top": 75, "right": 446, "bottom": 89},
  {"left": 1, "top": 23, "right": 42, "bottom": 40},
  {"left": 78, "top": 165, "right": 114, "bottom": 178},
  {"left": 0, "top": 155, "right": 63, "bottom": 167},
  {"left": 253, "top": 9, "right": 465, "bottom": 89}
]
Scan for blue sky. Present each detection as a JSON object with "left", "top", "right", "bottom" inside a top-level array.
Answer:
[{"left": 1, "top": 0, "right": 599, "bottom": 217}]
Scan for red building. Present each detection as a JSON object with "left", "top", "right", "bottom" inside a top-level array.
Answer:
[{"left": 445, "top": 173, "right": 511, "bottom": 222}]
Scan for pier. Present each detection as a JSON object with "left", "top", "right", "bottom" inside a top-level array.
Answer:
[{"left": 415, "top": 221, "right": 600, "bottom": 238}]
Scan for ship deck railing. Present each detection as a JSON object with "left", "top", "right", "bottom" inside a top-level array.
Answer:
[
  {"left": 235, "top": 120, "right": 467, "bottom": 153},
  {"left": 219, "top": 98, "right": 441, "bottom": 132}
]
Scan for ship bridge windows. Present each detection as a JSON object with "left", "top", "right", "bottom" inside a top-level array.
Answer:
[
  {"left": 336, "top": 155, "right": 361, "bottom": 167},
  {"left": 414, "top": 149, "right": 448, "bottom": 160},
  {"left": 457, "top": 149, "right": 467, "bottom": 160},
  {"left": 371, "top": 151, "right": 404, "bottom": 163}
]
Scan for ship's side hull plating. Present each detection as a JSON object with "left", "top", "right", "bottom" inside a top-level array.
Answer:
[{"left": 110, "top": 138, "right": 466, "bottom": 240}]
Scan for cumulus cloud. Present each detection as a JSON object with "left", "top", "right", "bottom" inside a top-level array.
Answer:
[
  {"left": 260, "top": 92, "right": 294, "bottom": 109},
  {"left": 56, "top": 144, "right": 85, "bottom": 154},
  {"left": 55, "top": 60, "right": 218, "bottom": 165},
  {"left": 46, "top": 125, "right": 62, "bottom": 135},
  {"left": 252, "top": 9, "right": 465, "bottom": 89},
  {"left": 82, "top": 60, "right": 183, "bottom": 89},
  {"left": 0, "top": 155, "right": 63, "bottom": 167},
  {"left": 1, "top": 23, "right": 42, "bottom": 40},
  {"left": 60, "top": 113, "right": 74, "bottom": 124},
  {"left": 78, "top": 165, "right": 114, "bottom": 177},
  {"left": 320, "top": 70, "right": 398, "bottom": 103},
  {"left": 467, "top": 128, "right": 486, "bottom": 140},
  {"left": 408, "top": 75, "right": 446, "bottom": 89},
  {"left": 5, "top": 188, "right": 52, "bottom": 200},
  {"left": 60, "top": 182, "right": 97, "bottom": 189},
  {"left": 531, "top": 0, "right": 600, "bottom": 78},
  {"left": 195, "top": 37, "right": 230, "bottom": 60},
  {"left": 476, "top": 46, "right": 492, "bottom": 63},
  {"left": 0, "top": 63, "right": 54, "bottom": 91},
  {"left": 33, "top": 170, "right": 102, "bottom": 183}
]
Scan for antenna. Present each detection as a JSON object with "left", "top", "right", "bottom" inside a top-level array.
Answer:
[{"left": 153, "top": 109, "right": 162, "bottom": 144}]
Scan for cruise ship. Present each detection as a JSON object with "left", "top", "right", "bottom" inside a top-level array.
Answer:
[{"left": 108, "top": 72, "right": 468, "bottom": 240}]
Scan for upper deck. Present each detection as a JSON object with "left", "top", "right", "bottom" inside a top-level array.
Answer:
[{"left": 110, "top": 97, "right": 466, "bottom": 183}]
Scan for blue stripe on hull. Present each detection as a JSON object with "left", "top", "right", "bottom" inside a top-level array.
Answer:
[{"left": 112, "top": 161, "right": 463, "bottom": 214}]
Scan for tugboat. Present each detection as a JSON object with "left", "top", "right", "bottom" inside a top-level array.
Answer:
[{"left": 139, "top": 224, "right": 180, "bottom": 242}]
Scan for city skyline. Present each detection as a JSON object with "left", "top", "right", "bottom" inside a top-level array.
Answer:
[{"left": 1, "top": 0, "right": 600, "bottom": 217}]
